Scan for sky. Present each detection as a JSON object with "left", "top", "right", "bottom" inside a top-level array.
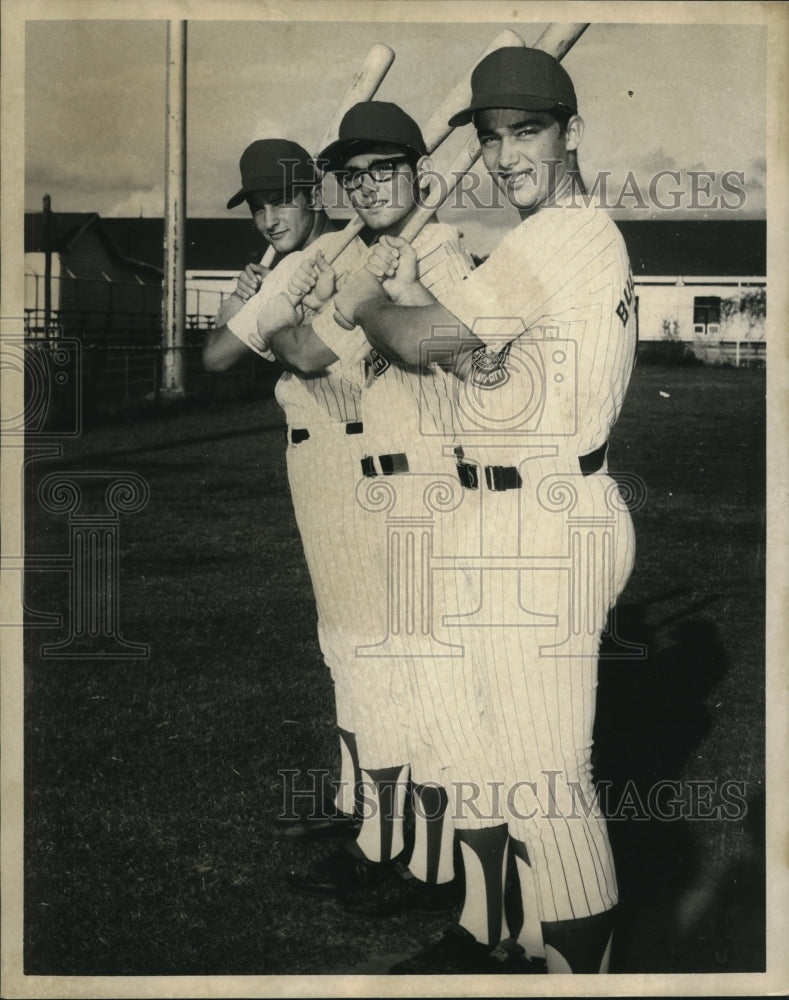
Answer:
[{"left": 23, "top": 13, "right": 767, "bottom": 257}]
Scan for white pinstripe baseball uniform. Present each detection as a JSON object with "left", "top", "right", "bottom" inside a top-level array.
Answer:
[
  {"left": 230, "top": 224, "right": 478, "bottom": 786},
  {"left": 227, "top": 235, "right": 373, "bottom": 809},
  {"left": 435, "top": 198, "right": 638, "bottom": 922},
  {"left": 312, "top": 223, "right": 499, "bottom": 807}
]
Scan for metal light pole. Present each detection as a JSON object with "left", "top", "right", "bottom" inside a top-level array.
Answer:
[{"left": 161, "top": 20, "right": 187, "bottom": 397}]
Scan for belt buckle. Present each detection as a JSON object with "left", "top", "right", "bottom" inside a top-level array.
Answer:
[
  {"left": 485, "top": 465, "right": 521, "bottom": 491},
  {"left": 457, "top": 460, "right": 479, "bottom": 490}
]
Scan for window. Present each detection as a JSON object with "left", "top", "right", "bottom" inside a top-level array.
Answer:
[{"left": 693, "top": 296, "right": 721, "bottom": 326}]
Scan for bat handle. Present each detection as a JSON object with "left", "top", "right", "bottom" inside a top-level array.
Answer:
[
  {"left": 399, "top": 148, "right": 481, "bottom": 243},
  {"left": 281, "top": 216, "right": 366, "bottom": 307}
]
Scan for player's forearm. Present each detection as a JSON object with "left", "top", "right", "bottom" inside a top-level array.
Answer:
[
  {"left": 207, "top": 288, "right": 291, "bottom": 371},
  {"left": 356, "top": 299, "right": 467, "bottom": 370},
  {"left": 267, "top": 324, "right": 339, "bottom": 375},
  {"left": 391, "top": 280, "right": 438, "bottom": 308},
  {"left": 202, "top": 325, "right": 251, "bottom": 372},
  {"left": 214, "top": 293, "right": 246, "bottom": 328}
]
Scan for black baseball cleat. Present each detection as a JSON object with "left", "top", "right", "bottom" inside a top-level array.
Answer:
[
  {"left": 274, "top": 799, "right": 361, "bottom": 842},
  {"left": 342, "top": 861, "right": 461, "bottom": 916},
  {"left": 488, "top": 938, "right": 547, "bottom": 974},
  {"left": 286, "top": 844, "right": 399, "bottom": 897},
  {"left": 388, "top": 924, "right": 548, "bottom": 975}
]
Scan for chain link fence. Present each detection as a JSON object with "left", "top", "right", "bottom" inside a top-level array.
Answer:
[{"left": 23, "top": 309, "right": 276, "bottom": 428}]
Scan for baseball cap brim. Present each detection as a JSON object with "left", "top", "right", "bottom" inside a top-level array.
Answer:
[
  {"left": 226, "top": 175, "right": 313, "bottom": 210},
  {"left": 316, "top": 101, "right": 427, "bottom": 173},
  {"left": 448, "top": 93, "right": 570, "bottom": 128},
  {"left": 317, "top": 137, "right": 425, "bottom": 174}
]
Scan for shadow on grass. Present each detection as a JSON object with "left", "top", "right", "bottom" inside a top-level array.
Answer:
[{"left": 592, "top": 596, "right": 764, "bottom": 973}]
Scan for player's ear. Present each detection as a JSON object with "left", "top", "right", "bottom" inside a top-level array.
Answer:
[
  {"left": 414, "top": 155, "right": 434, "bottom": 194},
  {"left": 564, "top": 115, "right": 584, "bottom": 153}
]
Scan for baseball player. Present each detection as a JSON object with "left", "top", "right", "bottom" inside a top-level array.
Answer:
[
  {"left": 334, "top": 48, "right": 638, "bottom": 975},
  {"left": 206, "top": 138, "right": 338, "bottom": 365},
  {"left": 246, "top": 102, "right": 494, "bottom": 922},
  {"left": 203, "top": 139, "right": 364, "bottom": 840}
]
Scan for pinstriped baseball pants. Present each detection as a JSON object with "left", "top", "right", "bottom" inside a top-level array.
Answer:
[{"left": 456, "top": 465, "right": 636, "bottom": 922}]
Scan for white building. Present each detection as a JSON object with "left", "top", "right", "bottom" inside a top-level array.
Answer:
[{"left": 617, "top": 219, "right": 766, "bottom": 365}]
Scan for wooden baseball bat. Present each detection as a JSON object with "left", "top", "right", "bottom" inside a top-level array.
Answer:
[
  {"left": 313, "top": 42, "right": 396, "bottom": 161},
  {"left": 260, "top": 43, "right": 395, "bottom": 267},
  {"left": 399, "top": 144, "right": 480, "bottom": 243},
  {"left": 291, "top": 25, "right": 587, "bottom": 292},
  {"left": 531, "top": 22, "right": 589, "bottom": 60}
]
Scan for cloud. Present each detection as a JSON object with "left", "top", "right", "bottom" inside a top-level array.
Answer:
[
  {"left": 636, "top": 147, "right": 679, "bottom": 174},
  {"left": 24, "top": 20, "right": 766, "bottom": 225},
  {"left": 28, "top": 158, "right": 159, "bottom": 197},
  {"left": 741, "top": 157, "right": 766, "bottom": 192}
]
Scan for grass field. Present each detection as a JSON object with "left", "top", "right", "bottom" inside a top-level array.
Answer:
[{"left": 22, "top": 362, "right": 766, "bottom": 977}]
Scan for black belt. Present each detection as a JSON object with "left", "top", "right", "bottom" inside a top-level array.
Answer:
[
  {"left": 456, "top": 442, "right": 609, "bottom": 492},
  {"left": 578, "top": 441, "right": 609, "bottom": 476},
  {"left": 289, "top": 421, "right": 363, "bottom": 445},
  {"left": 361, "top": 453, "right": 410, "bottom": 477}
]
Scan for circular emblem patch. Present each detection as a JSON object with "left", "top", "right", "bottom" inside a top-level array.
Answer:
[{"left": 470, "top": 345, "right": 510, "bottom": 388}]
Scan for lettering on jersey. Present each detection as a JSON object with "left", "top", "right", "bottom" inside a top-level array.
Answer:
[
  {"left": 616, "top": 272, "right": 636, "bottom": 326},
  {"left": 365, "top": 348, "right": 390, "bottom": 380},
  {"left": 470, "top": 343, "right": 511, "bottom": 389}
]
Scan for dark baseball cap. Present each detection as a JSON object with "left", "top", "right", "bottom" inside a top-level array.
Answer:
[
  {"left": 317, "top": 101, "right": 427, "bottom": 173},
  {"left": 226, "top": 139, "right": 317, "bottom": 209},
  {"left": 448, "top": 47, "right": 577, "bottom": 128}
]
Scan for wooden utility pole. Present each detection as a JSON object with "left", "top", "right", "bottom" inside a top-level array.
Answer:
[{"left": 161, "top": 20, "right": 187, "bottom": 397}]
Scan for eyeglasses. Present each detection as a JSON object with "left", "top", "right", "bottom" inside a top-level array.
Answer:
[{"left": 335, "top": 157, "right": 412, "bottom": 192}]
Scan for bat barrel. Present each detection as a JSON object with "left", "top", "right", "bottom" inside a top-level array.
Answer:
[
  {"left": 259, "top": 44, "right": 396, "bottom": 270},
  {"left": 531, "top": 22, "right": 589, "bottom": 60},
  {"left": 314, "top": 43, "right": 396, "bottom": 161}
]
